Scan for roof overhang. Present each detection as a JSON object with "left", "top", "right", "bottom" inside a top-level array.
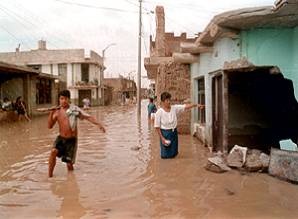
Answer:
[
  {"left": 195, "top": 0, "right": 298, "bottom": 46},
  {"left": 0, "top": 61, "right": 39, "bottom": 75}
]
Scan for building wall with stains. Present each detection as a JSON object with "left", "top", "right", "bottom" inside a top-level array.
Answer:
[
  {"left": 241, "top": 28, "right": 298, "bottom": 99},
  {"left": 191, "top": 28, "right": 298, "bottom": 148},
  {"left": 190, "top": 37, "right": 240, "bottom": 145}
]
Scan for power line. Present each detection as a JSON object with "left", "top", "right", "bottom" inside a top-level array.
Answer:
[
  {"left": 5, "top": 0, "right": 82, "bottom": 48},
  {"left": 0, "top": 6, "right": 38, "bottom": 49},
  {"left": 142, "top": 0, "right": 220, "bottom": 13},
  {"left": 0, "top": 25, "right": 31, "bottom": 50},
  {"left": 122, "top": 0, "right": 139, "bottom": 7},
  {"left": 0, "top": 2, "right": 65, "bottom": 49},
  {"left": 54, "top": 0, "right": 139, "bottom": 13},
  {"left": 165, "top": 15, "right": 196, "bottom": 35},
  {"left": 10, "top": 5, "right": 70, "bottom": 47}
]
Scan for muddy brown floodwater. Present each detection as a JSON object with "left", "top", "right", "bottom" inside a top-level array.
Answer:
[{"left": 1, "top": 100, "right": 298, "bottom": 219}]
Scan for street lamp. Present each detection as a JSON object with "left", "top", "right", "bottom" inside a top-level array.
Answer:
[{"left": 101, "top": 43, "right": 116, "bottom": 106}]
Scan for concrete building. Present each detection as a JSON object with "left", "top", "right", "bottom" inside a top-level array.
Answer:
[
  {"left": 103, "top": 77, "right": 137, "bottom": 105},
  {"left": 174, "top": 0, "right": 298, "bottom": 152},
  {"left": 144, "top": 6, "right": 198, "bottom": 134},
  {"left": 0, "top": 40, "right": 104, "bottom": 107},
  {"left": 0, "top": 61, "right": 58, "bottom": 121}
]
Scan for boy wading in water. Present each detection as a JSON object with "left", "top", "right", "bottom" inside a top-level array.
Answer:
[
  {"left": 154, "top": 92, "right": 204, "bottom": 159},
  {"left": 48, "top": 90, "right": 106, "bottom": 177}
]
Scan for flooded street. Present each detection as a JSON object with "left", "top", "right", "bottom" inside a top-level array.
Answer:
[{"left": 1, "top": 100, "right": 298, "bottom": 219}]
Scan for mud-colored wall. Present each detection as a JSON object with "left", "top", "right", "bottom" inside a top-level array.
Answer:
[{"left": 156, "top": 61, "right": 191, "bottom": 134}]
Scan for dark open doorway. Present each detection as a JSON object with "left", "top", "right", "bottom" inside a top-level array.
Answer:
[
  {"left": 212, "top": 74, "right": 224, "bottom": 152},
  {"left": 227, "top": 67, "right": 298, "bottom": 152}
]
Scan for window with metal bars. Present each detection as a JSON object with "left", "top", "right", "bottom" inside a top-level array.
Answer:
[{"left": 197, "top": 78, "right": 206, "bottom": 124}]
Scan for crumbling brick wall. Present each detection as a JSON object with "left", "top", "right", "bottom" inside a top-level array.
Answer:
[{"left": 156, "top": 61, "right": 191, "bottom": 134}]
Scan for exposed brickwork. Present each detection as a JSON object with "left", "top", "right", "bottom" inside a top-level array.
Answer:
[
  {"left": 156, "top": 61, "right": 191, "bottom": 134},
  {"left": 144, "top": 6, "right": 198, "bottom": 134}
]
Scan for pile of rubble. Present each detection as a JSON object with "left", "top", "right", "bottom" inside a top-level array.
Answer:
[
  {"left": 205, "top": 145, "right": 270, "bottom": 173},
  {"left": 205, "top": 145, "right": 298, "bottom": 183}
]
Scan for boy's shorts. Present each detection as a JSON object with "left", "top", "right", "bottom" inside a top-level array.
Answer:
[{"left": 54, "top": 136, "right": 77, "bottom": 163}]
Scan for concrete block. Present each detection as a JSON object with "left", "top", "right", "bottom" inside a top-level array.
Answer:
[{"left": 269, "top": 148, "right": 298, "bottom": 183}]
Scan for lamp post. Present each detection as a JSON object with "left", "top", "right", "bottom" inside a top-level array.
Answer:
[
  {"left": 101, "top": 43, "right": 116, "bottom": 106},
  {"left": 137, "top": 0, "right": 142, "bottom": 117}
]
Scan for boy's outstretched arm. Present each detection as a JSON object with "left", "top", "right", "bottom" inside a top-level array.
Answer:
[{"left": 82, "top": 114, "right": 106, "bottom": 133}]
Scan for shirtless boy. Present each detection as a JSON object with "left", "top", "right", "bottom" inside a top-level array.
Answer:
[{"left": 48, "top": 90, "right": 105, "bottom": 177}]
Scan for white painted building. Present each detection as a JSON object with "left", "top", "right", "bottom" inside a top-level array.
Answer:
[{"left": 0, "top": 40, "right": 104, "bottom": 106}]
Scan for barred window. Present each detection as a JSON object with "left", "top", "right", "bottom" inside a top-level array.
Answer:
[
  {"left": 198, "top": 78, "right": 206, "bottom": 124},
  {"left": 36, "top": 78, "right": 52, "bottom": 104}
]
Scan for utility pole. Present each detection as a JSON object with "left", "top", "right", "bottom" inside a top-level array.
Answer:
[
  {"left": 137, "top": 0, "right": 142, "bottom": 116},
  {"left": 101, "top": 43, "right": 116, "bottom": 106}
]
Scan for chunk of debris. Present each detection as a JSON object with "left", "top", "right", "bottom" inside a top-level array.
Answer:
[
  {"left": 205, "top": 161, "right": 226, "bottom": 173},
  {"left": 260, "top": 153, "right": 270, "bottom": 172},
  {"left": 269, "top": 148, "right": 298, "bottom": 183},
  {"left": 227, "top": 145, "right": 248, "bottom": 168},
  {"left": 244, "top": 149, "right": 263, "bottom": 172},
  {"left": 224, "top": 188, "right": 235, "bottom": 196},
  {"left": 223, "top": 57, "right": 254, "bottom": 70},
  {"left": 207, "top": 156, "right": 231, "bottom": 172},
  {"left": 279, "top": 139, "right": 298, "bottom": 151}
]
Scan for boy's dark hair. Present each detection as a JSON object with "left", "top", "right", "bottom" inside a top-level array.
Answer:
[
  {"left": 149, "top": 97, "right": 154, "bottom": 102},
  {"left": 59, "top": 90, "right": 71, "bottom": 99},
  {"left": 161, "top": 92, "right": 171, "bottom": 102}
]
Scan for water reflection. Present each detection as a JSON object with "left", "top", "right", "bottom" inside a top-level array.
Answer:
[{"left": 51, "top": 173, "right": 86, "bottom": 219}]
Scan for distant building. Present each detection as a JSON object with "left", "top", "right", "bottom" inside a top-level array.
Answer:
[
  {"left": 103, "top": 77, "right": 137, "bottom": 105},
  {"left": 0, "top": 40, "right": 104, "bottom": 107}
]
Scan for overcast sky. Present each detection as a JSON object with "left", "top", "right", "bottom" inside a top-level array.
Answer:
[{"left": 0, "top": 0, "right": 274, "bottom": 87}]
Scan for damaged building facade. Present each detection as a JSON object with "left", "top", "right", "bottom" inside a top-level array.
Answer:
[
  {"left": 0, "top": 40, "right": 104, "bottom": 107},
  {"left": 144, "top": 6, "right": 198, "bottom": 134},
  {"left": 0, "top": 61, "right": 58, "bottom": 120},
  {"left": 173, "top": 0, "right": 298, "bottom": 152}
]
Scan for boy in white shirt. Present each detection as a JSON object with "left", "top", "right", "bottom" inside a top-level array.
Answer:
[{"left": 154, "top": 92, "right": 204, "bottom": 159}]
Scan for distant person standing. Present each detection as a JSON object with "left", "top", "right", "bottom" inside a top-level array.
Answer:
[
  {"left": 82, "top": 97, "right": 91, "bottom": 110},
  {"left": 2, "top": 97, "right": 13, "bottom": 111},
  {"left": 15, "top": 96, "right": 31, "bottom": 121},
  {"left": 147, "top": 97, "right": 157, "bottom": 121},
  {"left": 154, "top": 92, "right": 204, "bottom": 159}
]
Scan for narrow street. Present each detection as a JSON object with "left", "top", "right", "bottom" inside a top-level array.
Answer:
[{"left": 1, "top": 101, "right": 298, "bottom": 219}]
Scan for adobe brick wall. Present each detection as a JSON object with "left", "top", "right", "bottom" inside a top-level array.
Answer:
[{"left": 156, "top": 61, "right": 191, "bottom": 134}]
